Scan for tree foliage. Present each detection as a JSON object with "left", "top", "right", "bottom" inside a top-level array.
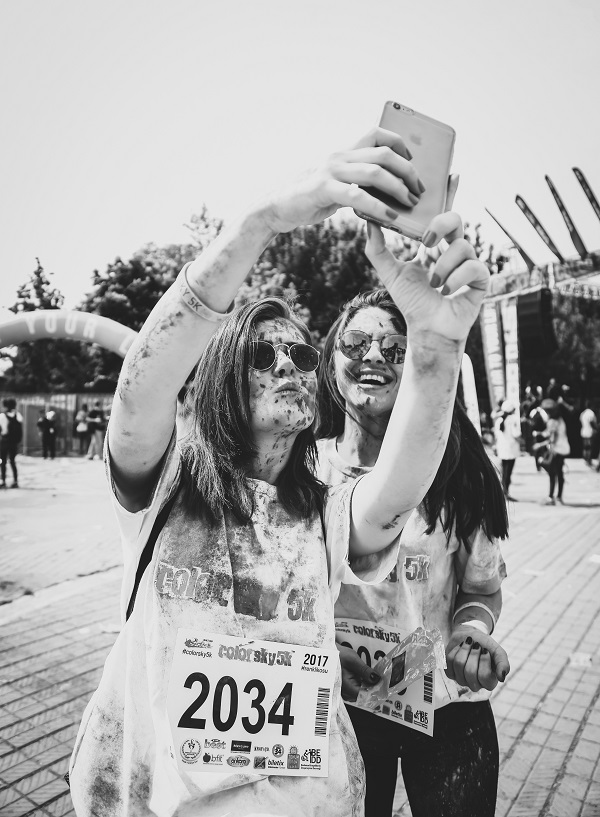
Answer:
[
  {"left": 2, "top": 210, "right": 599, "bottom": 405},
  {"left": 1, "top": 260, "right": 90, "bottom": 393}
]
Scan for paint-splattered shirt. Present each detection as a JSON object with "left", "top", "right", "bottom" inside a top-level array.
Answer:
[
  {"left": 317, "top": 437, "right": 507, "bottom": 708},
  {"left": 69, "top": 436, "right": 398, "bottom": 817}
]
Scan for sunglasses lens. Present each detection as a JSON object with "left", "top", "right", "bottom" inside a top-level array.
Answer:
[
  {"left": 339, "top": 331, "right": 370, "bottom": 360},
  {"left": 290, "top": 344, "right": 320, "bottom": 372},
  {"left": 249, "top": 341, "right": 276, "bottom": 370},
  {"left": 380, "top": 335, "right": 407, "bottom": 364}
]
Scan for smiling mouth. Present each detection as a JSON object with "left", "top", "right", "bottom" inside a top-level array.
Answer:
[{"left": 356, "top": 372, "right": 392, "bottom": 387}]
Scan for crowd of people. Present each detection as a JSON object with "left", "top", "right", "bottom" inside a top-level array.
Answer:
[{"left": 480, "top": 379, "right": 599, "bottom": 506}]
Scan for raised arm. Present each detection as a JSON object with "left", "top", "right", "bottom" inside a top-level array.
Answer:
[
  {"left": 350, "top": 215, "right": 489, "bottom": 554},
  {"left": 108, "top": 128, "right": 424, "bottom": 510}
]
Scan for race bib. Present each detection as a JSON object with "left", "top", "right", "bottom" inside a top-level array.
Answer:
[
  {"left": 335, "top": 618, "right": 435, "bottom": 737},
  {"left": 167, "top": 630, "right": 338, "bottom": 777}
]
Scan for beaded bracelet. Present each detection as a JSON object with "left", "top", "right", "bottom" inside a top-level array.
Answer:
[
  {"left": 177, "top": 263, "right": 232, "bottom": 323},
  {"left": 452, "top": 601, "right": 497, "bottom": 634}
]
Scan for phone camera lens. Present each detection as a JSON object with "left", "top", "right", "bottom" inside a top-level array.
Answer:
[{"left": 393, "top": 102, "right": 401, "bottom": 109}]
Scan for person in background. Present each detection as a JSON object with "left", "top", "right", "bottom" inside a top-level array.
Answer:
[
  {"left": 86, "top": 401, "right": 106, "bottom": 460},
  {"left": 493, "top": 400, "right": 521, "bottom": 501},
  {"left": 74, "top": 403, "right": 90, "bottom": 455},
  {"left": 579, "top": 401, "right": 596, "bottom": 466},
  {"left": 37, "top": 408, "right": 58, "bottom": 460},
  {"left": 542, "top": 400, "right": 570, "bottom": 505},
  {"left": 0, "top": 398, "right": 23, "bottom": 488}
]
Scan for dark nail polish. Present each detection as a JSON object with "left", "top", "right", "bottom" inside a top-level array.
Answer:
[
  {"left": 430, "top": 273, "right": 440, "bottom": 288},
  {"left": 473, "top": 642, "right": 480, "bottom": 650},
  {"left": 500, "top": 670, "right": 507, "bottom": 681},
  {"left": 386, "top": 208, "right": 400, "bottom": 220},
  {"left": 465, "top": 636, "right": 473, "bottom": 645},
  {"left": 369, "top": 672, "right": 380, "bottom": 684},
  {"left": 441, "top": 285, "right": 450, "bottom": 296},
  {"left": 481, "top": 648, "right": 488, "bottom": 655},
  {"left": 418, "top": 179, "right": 426, "bottom": 193}
]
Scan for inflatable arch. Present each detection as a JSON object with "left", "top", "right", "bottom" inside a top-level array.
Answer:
[{"left": 0, "top": 310, "right": 138, "bottom": 358}]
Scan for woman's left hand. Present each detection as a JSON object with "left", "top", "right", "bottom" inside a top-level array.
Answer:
[
  {"left": 365, "top": 212, "right": 489, "bottom": 344},
  {"left": 445, "top": 626, "right": 510, "bottom": 692}
]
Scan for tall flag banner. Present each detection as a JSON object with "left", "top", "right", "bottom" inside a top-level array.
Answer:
[
  {"left": 515, "top": 196, "right": 565, "bottom": 264},
  {"left": 479, "top": 301, "right": 506, "bottom": 411},
  {"left": 573, "top": 168, "right": 600, "bottom": 224},
  {"left": 485, "top": 209, "right": 536, "bottom": 272},
  {"left": 500, "top": 297, "right": 521, "bottom": 434},
  {"left": 545, "top": 176, "right": 588, "bottom": 260}
]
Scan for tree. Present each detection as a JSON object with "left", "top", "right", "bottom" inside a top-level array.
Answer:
[
  {"left": 1, "top": 259, "right": 90, "bottom": 393},
  {"left": 76, "top": 209, "right": 224, "bottom": 390}
]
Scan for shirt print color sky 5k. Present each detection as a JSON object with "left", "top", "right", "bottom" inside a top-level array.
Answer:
[{"left": 167, "top": 630, "right": 338, "bottom": 777}]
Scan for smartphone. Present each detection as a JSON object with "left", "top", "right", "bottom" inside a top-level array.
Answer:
[{"left": 361, "top": 101, "right": 456, "bottom": 240}]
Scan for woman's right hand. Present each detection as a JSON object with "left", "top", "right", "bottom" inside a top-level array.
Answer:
[
  {"left": 337, "top": 644, "right": 381, "bottom": 702},
  {"left": 262, "top": 127, "right": 424, "bottom": 234}
]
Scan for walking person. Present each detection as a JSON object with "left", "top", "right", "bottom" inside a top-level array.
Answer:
[
  {"left": 494, "top": 400, "right": 521, "bottom": 501},
  {"left": 0, "top": 398, "right": 23, "bottom": 488},
  {"left": 579, "top": 401, "right": 597, "bottom": 466},
  {"left": 542, "top": 400, "right": 570, "bottom": 505},
  {"left": 86, "top": 401, "right": 106, "bottom": 460},
  {"left": 37, "top": 408, "right": 58, "bottom": 460},
  {"left": 68, "top": 127, "right": 490, "bottom": 817},
  {"left": 74, "top": 403, "right": 90, "bottom": 455},
  {"left": 316, "top": 289, "right": 509, "bottom": 817}
]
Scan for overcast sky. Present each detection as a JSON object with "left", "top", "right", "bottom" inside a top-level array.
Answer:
[{"left": 1, "top": 0, "right": 599, "bottom": 309}]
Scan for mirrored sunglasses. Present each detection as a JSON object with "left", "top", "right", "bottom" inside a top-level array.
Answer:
[
  {"left": 249, "top": 340, "right": 320, "bottom": 372},
  {"left": 338, "top": 330, "right": 407, "bottom": 364}
]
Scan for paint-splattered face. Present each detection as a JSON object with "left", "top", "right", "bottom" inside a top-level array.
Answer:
[
  {"left": 248, "top": 318, "right": 317, "bottom": 441},
  {"left": 334, "top": 306, "right": 405, "bottom": 420}
]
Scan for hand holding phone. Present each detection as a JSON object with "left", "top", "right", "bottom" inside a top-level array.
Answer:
[{"left": 359, "top": 101, "right": 456, "bottom": 241}]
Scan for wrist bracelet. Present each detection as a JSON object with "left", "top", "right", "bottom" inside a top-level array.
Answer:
[
  {"left": 452, "top": 601, "right": 497, "bottom": 634},
  {"left": 455, "top": 619, "right": 490, "bottom": 636},
  {"left": 177, "top": 263, "right": 233, "bottom": 323}
]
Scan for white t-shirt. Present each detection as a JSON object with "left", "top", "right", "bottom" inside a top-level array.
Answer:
[
  {"left": 316, "top": 437, "right": 507, "bottom": 710},
  {"left": 494, "top": 414, "right": 521, "bottom": 461},
  {"left": 580, "top": 408, "right": 597, "bottom": 439},
  {"left": 69, "top": 434, "right": 399, "bottom": 817},
  {"left": 547, "top": 417, "right": 571, "bottom": 456}
]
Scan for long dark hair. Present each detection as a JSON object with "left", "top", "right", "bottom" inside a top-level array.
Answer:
[
  {"left": 180, "top": 297, "right": 325, "bottom": 524},
  {"left": 316, "top": 289, "right": 508, "bottom": 549}
]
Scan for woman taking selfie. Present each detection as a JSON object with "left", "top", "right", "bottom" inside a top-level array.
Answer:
[
  {"left": 68, "top": 129, "right": 489, "bottom": 817},
  {"left": 316, "top": 288, "right": 510, "bottom": 817}
]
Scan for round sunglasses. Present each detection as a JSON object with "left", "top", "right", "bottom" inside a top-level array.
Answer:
[
  {"left": 338, "top": 330, "right": 407, "bottom": 364},
  {"left": 249, "top": 340, "right": 320, "bottom": 372}
]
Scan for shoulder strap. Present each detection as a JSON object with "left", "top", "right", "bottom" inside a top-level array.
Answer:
[{"left": 126, "top": 482, "right": 181, "bottom": 621}]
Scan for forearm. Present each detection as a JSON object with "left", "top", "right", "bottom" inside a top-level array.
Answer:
[
  {"left": 111, "top": 205, "right": 277, "bottom": 477},
  {"left": 453, "top": 588, "right": 503, "bottom": 634},
  {"left": 352, "top": 330, "right": 463, "bottom": 552}
]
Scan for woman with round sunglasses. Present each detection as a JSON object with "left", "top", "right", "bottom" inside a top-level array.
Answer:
[
  {"left": 315, "top": 287, "right": 510, "bottom": 817},
  {"left": 68, "top": 127, "right": 490, "bottom": 817}
]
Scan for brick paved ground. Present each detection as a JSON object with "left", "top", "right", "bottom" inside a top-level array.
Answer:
[{"left": 0, "top": 454, "right": 599, "bottom": 816}]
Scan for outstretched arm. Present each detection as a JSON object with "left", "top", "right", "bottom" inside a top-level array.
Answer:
[
  {"left": 350, "top": 215, "right": 489, "bottom": 555},
  {"left": 108, "top": 128, "right": 424, "bottom": 510}
]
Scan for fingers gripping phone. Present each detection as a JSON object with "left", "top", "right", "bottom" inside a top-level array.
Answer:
[{"left": 362, "top": 101, "right": 456, "bottom": 240}]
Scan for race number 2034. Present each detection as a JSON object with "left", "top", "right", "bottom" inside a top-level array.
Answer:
[{"left": 167, "top": 630, "right": 338, "bottom": 777}]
